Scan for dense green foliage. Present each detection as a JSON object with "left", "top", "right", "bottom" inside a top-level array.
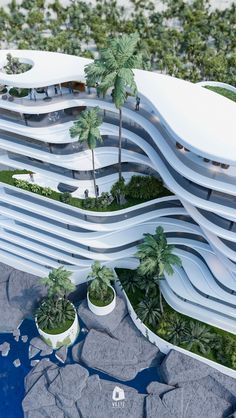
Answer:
[
  {"left": 0, "top": 0, "right": 235, "bottom": 84},
  {"left": 117, "top": 268, "right": 236, "bottom": 369},
  {"left": 41, "top": 266, "right": 76, "bottom": 299},
  {"left": 3, "top": 53, "right": 32, "bottom": 74},
  {"left": 9, "top": 87, "right": 29, "bottom": 97},
  {"left": 136, "top": 226, "right": 182, "bottom": 313},
  {"left": 204, "top": 86, "right": 236, "bottom": 102},
  {"left": 87, "top": 261, "right": 115, "bottom": 306},
  {"left": 37, "top": 267, "right": 76, "bottom": 333},
  {"left": 125, "top": 175, "right": 171, "bottom": 200},
  {"left": 36, "top": 298, "right": 75, "bottom": 332},
  {"left": 0, "top": 170, "right": 171, "bottom": 212}
]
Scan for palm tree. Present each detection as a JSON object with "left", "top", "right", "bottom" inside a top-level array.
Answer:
[
  {"left": 87, "top": 261, "right": 115, "bottom": 304},
  {"left": 136, "top": 226, "right": 182, "bottom": 314},
  {"left": 70, "top": 107, "right": 103, "bottom": 198},
  {"left": 181, "top": 322, "right": 216, "bottom": 355},
  {"left": 85, "top": 33, "right": 142, "bottom": 182},
  {"left": 163, "top": 314, "right": 187, "bottom": 345},
  {"left": 136, "top": 297, "right": 161, "bottom": 328},
  {"left": 40, "top": 266, "right": 76, "bottom": 300}
]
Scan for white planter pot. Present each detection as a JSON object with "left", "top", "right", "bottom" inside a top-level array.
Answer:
[
  {"left": 35, "top": 301, "right": 79, "bottom": 349},
  {"left": 87, "top": 285, "right": 116, "bottom": 316}
]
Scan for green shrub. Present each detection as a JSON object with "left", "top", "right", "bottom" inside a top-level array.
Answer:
[
  {"left": 97, "top": 192, "right": 113, "bottom": 208},
  {"left": 30, "top": 183, "right": 42, "bottom": 193},
  {"left": 14, "top": 179, "right": 30, "bottom": 190},
  {"left": 83, "top": 197, "right": 96, "bottom": 209},
  {"left": 111, "top": 177, "right": 126, "bottom": 204},
  {"left": 125, "top": 175, "right": 168, "bottom": 200},
  {"left": 60, "top": 192, "right": 71, "bottom": 204},
  {"left": 41, "top": 187, "right": 53, "bottom": 196},
  {"left": 9, "top": 87, "right": 29, "bottom": 97},
  {"left": 36, "top": 298, "right": 75, "bottom": 331}
]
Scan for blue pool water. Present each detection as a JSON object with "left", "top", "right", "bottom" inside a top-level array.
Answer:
[{"left": 0, "top": 317, "right": 162, "bottom": 418}]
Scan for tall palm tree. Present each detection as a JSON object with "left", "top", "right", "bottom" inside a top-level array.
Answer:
[
  {"left": 70, "top": 107, "right": 103, "bottom": 198},
  {"left": 85, "top": 32, "right": 142, "bottom": 182},
  {"left": 40, "top": 266, "right": 76, "bottom": 300},
  {"left": 136, "top": 226, "right": 182, "bottom": 314}
]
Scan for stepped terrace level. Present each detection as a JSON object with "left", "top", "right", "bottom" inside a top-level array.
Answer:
[{"left": 0, "top": 49, "right": 236, "bottom": 333}]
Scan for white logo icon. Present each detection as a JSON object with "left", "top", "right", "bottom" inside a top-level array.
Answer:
[{"left": 112, "top": 386, "right": 125, "bottom": 401}]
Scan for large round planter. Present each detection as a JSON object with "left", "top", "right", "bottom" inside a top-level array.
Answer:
[
  {"left": 87, "top": 285, "right": 116, "bottom": 316},
  {"left": 35, "top": 301, "right": 79, "bottom": 349}
]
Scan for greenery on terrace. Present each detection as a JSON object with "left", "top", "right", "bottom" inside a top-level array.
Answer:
[
  {"left": 204, "top": 86, "right": 236, "bottom": 103},
  {"left": 117, "top": 267, "right": 236, "bottom": 370},
  {"left": 0, "top": 170, "right": 171, "bottom": 212},
  {"left": 0, "top": 0, "right": 235, "bottom": 85}
]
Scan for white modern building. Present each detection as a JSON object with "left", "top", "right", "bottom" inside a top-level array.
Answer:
[{"left": 0, "top": 50, "right": 236, "bottom": 333}]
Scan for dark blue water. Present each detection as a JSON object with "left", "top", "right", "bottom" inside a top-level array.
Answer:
[{"left": 0, "top": 317, "right": 161, "bottom": 418}]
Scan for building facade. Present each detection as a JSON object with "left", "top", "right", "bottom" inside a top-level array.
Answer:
[{"left": 0, "top": 49, "right": 235, "bottom": 333}]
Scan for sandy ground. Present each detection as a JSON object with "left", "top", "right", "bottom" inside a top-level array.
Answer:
[{"left": 0, "top": 0, "right": 234, "bottom": 10}]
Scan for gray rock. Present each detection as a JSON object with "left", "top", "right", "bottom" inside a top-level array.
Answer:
[
  {"left": 179, "top": 383, "right": 232, "bottom": 418},
  {"left": 146, "top": 381, "right": 175, "bottom": 396},
  {"left": 13, "top": 328, "right": 20, "bottom": 337},
  {"left": 181, "top": 375, "right": 236, "bottom": 406},
  {"left": 0, "top": 342, "right": 10, "bottom": 356},
  {"left": 22, "top": 374, "right": 56, "bottom": 412},
  {"left": 81, "top": 329, "right": 139, "bottom": 380},
  {"left": 145, "top": 394, "right": 176, "bottom": 418},
  {"left": 211, "top": 370, "right": 236, "bottom": 405},
  {"left": 24, "top": 359, "right": 57, "bottom": 393},
  {"left": 27, "top": 405, "right": 64, "bottom": 418},
  {"left": 13, "top": 358, "right": 21, "bottom": 367},
  {"left": 72, "top": 341, "right": 84, "bottom": 363},
  {"left": 160, "top": 349, "right": 210, "bottom": 385},
  {"left": 40, "top": 348, "right": 53, "bottom": 357},
  {"left": 29, "top": 345, "right": 40, "bottom": 360},
  {"left": 22, "top": 335, "right": 28, "bottom": 343},
  {"left": 14, "top": 335, "right": 20, "bottom": 342},
  {"left": 30, "top": 360, "right": 40, "bottom": 367},
  {"left": 0, "top": 282, "right": 23, "bottom": 332},
  {"left": 0, "top": 262, "right": 13, "bottom": 283},
  {"left": 48, "top": 364, "right": 89, "bottom": 401},
  {"left": 77, "top": 296, "right": 127, "bottom": 333},
  {"left": 55, "top": 345, "right": 67, "bottom": 363},
  {"left": 30, "top": 337, "right": 52, "bottom": 352},
  {"left": 77, "top": 377, "right": 145, "bottom": 418},
  {"left": 7, "top": 270, "right": 45, "bottom": 316}
]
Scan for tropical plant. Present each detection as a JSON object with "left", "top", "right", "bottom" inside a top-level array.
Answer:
[
  {"left": 30, "top": 183, "right": 42, "bottom": 193},
  {"left": 110, "top": 177, "right": 126, "bottom": 205},
  {"left": 4, "top": 53, "right": 32, "bottom": 74},
  {"left": 85, "top": 33, "right": 142, "bottom": 183},
  {"left": 70, "top": 107, "right": 103, "bottom": 199},
  {"left": 36, "top": 297, "right": 75, "bottom": 331},
  {"left": 87, "top": 261, "right": 115, "bottom": 305},
  {"left": 59, "top": 192, "right": 71, "bottom": 203},
  {"left": 14, "top": 179, "right": 30, "bottom": 190},
  {"left": 159, "top": 314, "right": 187, "bottom": 345},
  {"left": 181, "top": 322, "right": 215, "bottom": 355},
  {"left": 41, "top": 187, "right": 53, "bottom": 196},
  {"left": 120, "top": 270, "right": 139, "bottom": 295},
  {"left": 40, "top": 266, "right": 76, "bottom": 300},
  {"left": 125, "top": 175, "right": 170, "bottom": 200},
  {"left": 136, "top": 297, "right": 161, "bottom": 328},
  {"left": 136, "top": 226, "right": 182, "bottom": 314}
]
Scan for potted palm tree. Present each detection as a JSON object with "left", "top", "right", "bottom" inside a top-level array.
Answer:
[
  {"left": 35, "top": 266, "right": 79, "bottom": 349},
  {"left": 87, "top": 261, "right": 116, "bottom": 315}
]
